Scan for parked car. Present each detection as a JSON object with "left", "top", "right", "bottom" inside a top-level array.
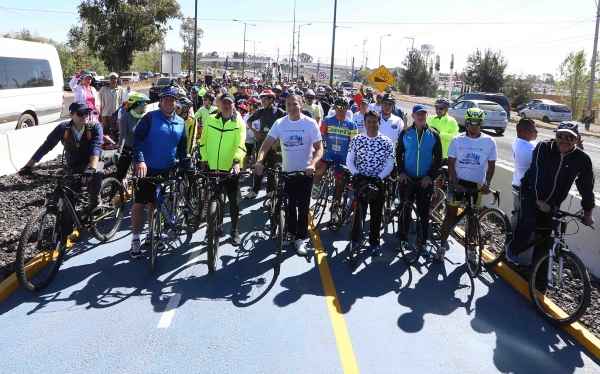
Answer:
[
  {"left": 119, "top": 71, "right": 140, "bottom": 83},
  {"left": 0, "top": 38, "right": 64, "bottom": 130},
  {"left": 454, "top": 92, "right": 510, "bottom": 121},
  {"left": 515, "top": 99, "right": 545, "bottom": 112},
  {"left": 140, "top": 71, "right": 154, "bottom": 80},
  {"left": 149, "top": 77, "right": 175, "bottom": 102},
  {"left": 449, "top": 99, "right": 508, "bottom": 135},
  {"left": 519, "top": 100, "right": 572, "bottom": 123}
]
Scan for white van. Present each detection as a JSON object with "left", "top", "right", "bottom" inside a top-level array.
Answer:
[{"left": 0, "top": 38, "right": 64, "bottom": 130}]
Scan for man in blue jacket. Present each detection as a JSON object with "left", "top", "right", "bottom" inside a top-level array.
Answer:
[
  {"left": 21, "top": 102, "right": 103, "bottom": 214},
  {"left": 130, "top": 86, "right": 188, "bottom": 258},
  {"left": 396, "top": 104, "right": 443, "bottom": 250}
]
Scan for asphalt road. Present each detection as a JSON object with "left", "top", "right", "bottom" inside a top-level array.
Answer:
[{"left": 1, "top": 178, "right": 599, "bottom": 373}]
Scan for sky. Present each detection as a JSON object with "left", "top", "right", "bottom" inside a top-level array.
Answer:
[{"left": 0, "top": 0, "right": 597, "bottom": 77}]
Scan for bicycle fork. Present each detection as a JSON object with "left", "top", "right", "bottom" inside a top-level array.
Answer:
[{"left": 546, "top": 242, "right": 564, "bottom": 289}]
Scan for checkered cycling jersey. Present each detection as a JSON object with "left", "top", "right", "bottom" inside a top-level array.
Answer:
[{"left": 348, "top": 134, "right": 394, "bottom": 178}]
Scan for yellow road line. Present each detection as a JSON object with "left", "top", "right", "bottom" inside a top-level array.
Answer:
[{"left": 308, "top": 215, "right": 360, "bottom": 374}]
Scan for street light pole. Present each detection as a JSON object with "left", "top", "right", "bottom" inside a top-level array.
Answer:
[
  {"left": 297, "top": 23, "right": 312, "bottom": 80},
  {"left": 587, "top": 0, "right": 600, "bottom": 116},
  {"left": 378, "top": 33, "right": 391, "bottom": 67},
  {"left": 193, "top": 0, "right": 198, "bottom": 83},
  {"left": 233, "top": 19, "right": 255, "bottom": 79},
  {"left": 329, "top": 0, "right": 338, "bottom": 87},
  {"left": 291, "top": 0, "right": 296, "bottom": 80}
]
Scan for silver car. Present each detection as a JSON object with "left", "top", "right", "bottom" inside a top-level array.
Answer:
[
  {"left": 519, "top": 101, "right": 572, "bottom": 123},
  {"left": 449, "top": 99, "right": 508, "bottom": 135}
]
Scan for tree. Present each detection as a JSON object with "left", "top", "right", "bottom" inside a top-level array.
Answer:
[
  {"left": 504, "top": 75, "right": 533, "bottom": 109},
  {"left": 400, "top": 49, "right": 437, "bottom": 96},
  {"left": 299, "top": 53, "right": 313, "bottom": 63},
  {"left": 558, "top": 50, "right": 589, "bottom": 118},
  {"left": 74, "top": 0, "right": 181, "bottom": 72},
  {"left": 132, "top": 46, "right": 161, "bottom": 72},
  {"left": 180, "top": 17, "right": 204, "bottom": 72},
  {"left": 464, "top": 49, "right": 507, "bottom": 92}
]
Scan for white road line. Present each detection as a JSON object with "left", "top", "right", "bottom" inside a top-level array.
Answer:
[{"left": 157, "top": 293, "right": 182, "bottom": 329}]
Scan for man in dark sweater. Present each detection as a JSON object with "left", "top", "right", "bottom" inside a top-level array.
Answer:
[
  {"left": 20, "top": 102, "right": 104, "bottom": 211},
  {"left": 507, "top": 121, "right": 595, "bottom": 266}
]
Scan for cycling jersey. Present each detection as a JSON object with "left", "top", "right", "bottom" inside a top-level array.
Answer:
[
  {"left": 133, "top": 110, "right": 187, "bottom": 172},
  {"left": 321, "top": 115, "right": 358, "bottom": 163},
  {"left": 427, "top": 114, "right": 459, "bottom": 159},
  {"left": 396, "top": 126, "right": 442, "bottom": 179},
  {"left": 199, "top": 112, "right": 246, "bottom": 171},
  {"left": 193, "top": 105, "right": 218, "bottom": 126}
]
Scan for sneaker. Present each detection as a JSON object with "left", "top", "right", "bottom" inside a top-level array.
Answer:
[
  {"left": 230, "top": 230, "right": 241, "bottom": 246},
  {"left": 295, "top": 239, "right": 309, "bottom": 256},
  {"left": 130, "top": 239, "right": 142, "bottom": 259},
  {"left": 245, "top": 191, "right": 258, "bottom": 200},
  {"left": 435, "top": 241, "right": 449, "bottom": 262}
]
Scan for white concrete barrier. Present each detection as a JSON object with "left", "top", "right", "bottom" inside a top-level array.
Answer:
[
  {"left": 5, "top": 121, "right": 64, "bottom": 173},
  {"left": 0, "top": 134, "right": 16, "bottom": 176}
]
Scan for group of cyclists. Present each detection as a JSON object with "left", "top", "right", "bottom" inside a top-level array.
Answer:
[{"left": 19, "top": 71, "right": 596, "bottom": 276}]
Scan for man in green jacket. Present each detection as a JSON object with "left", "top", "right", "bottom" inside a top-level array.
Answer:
[
  {"left": 427, "top": 98, "right": 459, "bottom": 160},
  {"left": 198, "top": 93, "right": 246, "bottom": 245}
]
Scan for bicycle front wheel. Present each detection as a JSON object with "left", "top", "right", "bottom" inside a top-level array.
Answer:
[
  {"left": 479, "top": 208, "right": 511, "bottom": 266},
  {"left": 275, "top": 208, "right": 286, "bottom": 263},
  {"left": 207, "top": 199, "right": 221, "bottom": 273},
  {"left": 311, "top": 180, "right": 330, "bottom": 228},
  {"left": 430, "top": 187, "right": 446, "bottom": 225},
  {"left": 16, "top": 208, "right": 67, "bottom": 291},
  {"left": 149, "top": 209, "right": 162, "bottom": 272},
  {"left": 529, "top": 251, "right": 591, "bottom": 325},
  {"left": 91, "top": 177, "right": 125, "bottom": 241},
  {"left": 464, "top": 214, "right": 482, "bottom": 278}
]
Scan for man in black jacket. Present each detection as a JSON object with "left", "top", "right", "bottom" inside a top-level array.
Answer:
[{"left": 507, "top": 122, "right": 595, "bottom": 265}]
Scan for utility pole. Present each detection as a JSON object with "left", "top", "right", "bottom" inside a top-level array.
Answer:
[
  {"left": 329, "top": 0, "right": 338, "bottom": 87},
  {"left": 587, "top": 0, "right": 600, "bottom": 116},
  {"left": 193, "top": 0, "right": 198, "bottom": 83},
  {"left": 233, "top": 19, "right": 255, "bottom": 79},
  {"left": 291, "top": 0, "right": 296, "bottom": 80},
  {"left": 351, "top": 56, "right": 355, "bottom": 81},
  {"left": 361, "top": 39, "right": 367, "bottom": 69},
  {"left": 297, "top": 23, "right": 312, "bottom": 80},
  {"left": 378, "top": 33, "right": 391, "bottom": 67}
]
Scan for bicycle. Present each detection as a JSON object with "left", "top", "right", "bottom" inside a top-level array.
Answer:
[
  {"left": 136, "top": 172, "right": 188, "bottom": 272},
  {"left": 264, "top": 168, "right": 307, "bottom": 262},
  {"left": 311, "top": 165, "right": 335, "bottom": 228},
  {"left": 345, "top": 177, "right": 381, "bottom": 264},
  {"left": 328, "top": 166, "right": 354, "bottom": 232},
  {"left": 16, "top": 171, "right": 125, "bottom": 291},
  {"left": 523, "top": 210, "right": 593, "bottom": 325}
]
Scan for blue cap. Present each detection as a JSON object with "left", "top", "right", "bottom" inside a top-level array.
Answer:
[
  {"left": 159, "top": 86, "right": 179, "bottom": 98},
  {"left": 412, "top": 104, "right": 428, "bottom": 114},
  {"left": 68, "top": 102, "right": 91, "bottom": 114}
]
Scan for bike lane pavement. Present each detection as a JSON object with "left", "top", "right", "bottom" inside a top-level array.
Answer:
[{"left": 0, "top": 181, "right": 599, "bottom": 373}]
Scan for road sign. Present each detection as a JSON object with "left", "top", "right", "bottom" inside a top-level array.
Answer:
[
  {"left": 367, "top": 65, "right": 396, "bottom": 91},
  {"left": 318, "top": 71, "right": 327, "bottom": 81}
]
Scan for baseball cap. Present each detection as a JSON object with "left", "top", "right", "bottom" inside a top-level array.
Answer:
[
  {"left": 305, "top": 89, "right": 316, "bottom": 97},
  {"left": 259, "top": 89, "right": 275, "bottom": 98},
  {"left": 159, "top": 86, "right": 179, "bottom": 98},
  {"left": 108, "top": 72, "right": 119, "bottom": 79},
  {"left": 556, "top": 121, "right": 579, "bottom": 137},
  {"left": 412, "top": 104, "right": 428, "bottom": 114},
  {"left": 69, "top": 102, "right": 92, "bottom": 114}
]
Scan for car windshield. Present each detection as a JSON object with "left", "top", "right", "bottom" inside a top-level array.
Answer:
[
  {"left": 157, "top": 78, "right": 171, "bottom": 85},
  {"left": 479, "top": 103, "right": 504, "bottom": 112},
  {"left": 550, "top": 105, "right": 571, "bottom": 113}
]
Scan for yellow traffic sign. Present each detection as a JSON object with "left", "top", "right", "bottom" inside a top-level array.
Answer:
[{"left": 367, "top": 65, "right": 396, "bottom": 91}]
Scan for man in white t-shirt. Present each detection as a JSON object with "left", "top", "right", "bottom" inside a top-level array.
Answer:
[
  {"left": 378, "top": 94, "right": 405, "bottom": 147},
  {"left": 437, "top": 107, "right": 497, "bottom": 259},
  {"left": 255, "top": 94, "right": 324, "bottom": 256},
  {"left": 369, "top": 93, "right": 383, "bottom": 114},
  {"left": 511, "top": 118, "right": 537, "bottom": 227},
  {"left": 352, "top": 101, "right": 370, "bottom": 135}
]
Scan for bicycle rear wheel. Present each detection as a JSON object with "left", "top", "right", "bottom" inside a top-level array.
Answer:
[
  {"left": 479, "top": 208, "right": 511, "bottom": 266},
  {"left": 16, "top": 208, "right": 67, "bottom": 291},
  {"left": 275, "top": 208, "right": 286, "bottom": 262},
  {"left": 311, "top": 178, "right": 330, "bottom": 228},
  {"left": 91, "top": 177, "right": 125, "bottom": 241},
  {"left": 149, "top": 209, "right": 162, "bottom": 272},
  {"left": 529, "top": 251, "right": 591, "bottom": 325},
  {"left": 207, "top": 199, "right": 221, "bottom": 273},
  {"left": 465, "top": 215, "right": 482, "bottom": 277}
]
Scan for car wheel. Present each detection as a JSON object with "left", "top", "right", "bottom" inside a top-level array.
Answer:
[
  {"left": 542, "top": 116, "right": 550, "bottom": 123},
  {"left": 16, "top": 113, "right": 36, "bottom": 130}
]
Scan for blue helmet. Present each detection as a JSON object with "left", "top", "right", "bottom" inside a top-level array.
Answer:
[{"left": 159, "top": 86, "right": 179, "bottom": 98}]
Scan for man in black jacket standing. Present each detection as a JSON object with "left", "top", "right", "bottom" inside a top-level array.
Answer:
[{"left": 507, "top": 122, "right": 595, "bottom": 265}]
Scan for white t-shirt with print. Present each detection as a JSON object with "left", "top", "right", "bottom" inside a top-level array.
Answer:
[
  {"left": 448, "top": 133, "right": 497, "bottom": 185},
  {"left": 353, "top": 112, "right": 366, "bottom": 134},
  {"left": 512, "top": 138, "right": 536, "bottom": 187},
  {"left": 267, "top": 115, "right": 322, "bottom": 172}
]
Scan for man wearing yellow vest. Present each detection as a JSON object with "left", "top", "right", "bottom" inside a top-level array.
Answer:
[
  {"left": 427, "top": 98, "right": 459, "bottom": 161},
  {"left": 198, "top": 93, "right": 246, "bottom": 245}
]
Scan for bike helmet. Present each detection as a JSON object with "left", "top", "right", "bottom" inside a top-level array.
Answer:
[
  {"left": 381, "top": 93, "right": 395, "bottom": 104},
  {"left": 159, "top": 86, "right": 179, "bottom": 98},
  {"left": 334, "top": 97, "right": 349, "bottom": 108},
  {"left": 435, "top": 97, "right": 451, "bottom": 108},
  {"left": 464, "top": 107, "right": 485, "bottom": 125},
  {"left": 126, "top": 92, "right": 149, "bottom": 110},
  {"left": 176, "top": 96, "right": 193, "bottom": 109}
]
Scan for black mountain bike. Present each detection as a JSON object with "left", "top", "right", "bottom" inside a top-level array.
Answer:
[
  {"left": 525, "top": 210, "right": 593, "bottom": 324},
  {"left": 16, "top": 172, "right": 125, "bottom": 291},
  {"left": 311, "top": 165, "right": 335, "bottom": 228}
]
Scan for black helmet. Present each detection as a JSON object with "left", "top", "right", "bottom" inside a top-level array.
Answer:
[
  {"left": 381, "top": 93, "right": 395, "bottom": 104},
  {"left": 334, "top": 97, "right": 349, "bottom": 108}
]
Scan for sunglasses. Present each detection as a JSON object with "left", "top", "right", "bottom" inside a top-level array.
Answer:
[
  {"left": 556, "top": 133, "right": 576, "bottom": 142},
  {"left": 435, "top": 106, "right": 447, "bottom": 110},
  {"left": 74, "top": 111, "right": 91, "bottom": 117}
]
